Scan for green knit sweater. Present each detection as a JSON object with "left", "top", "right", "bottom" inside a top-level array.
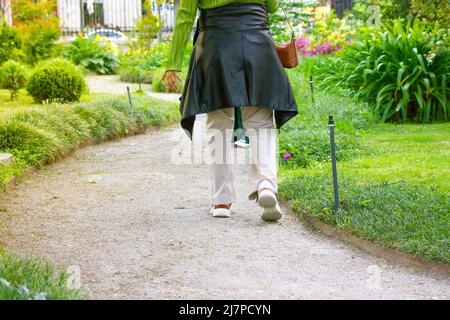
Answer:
[{"left": 166, "top": 0, "right": 280, "bottom": 71}]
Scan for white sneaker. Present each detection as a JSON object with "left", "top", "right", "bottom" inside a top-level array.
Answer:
[
  {"left": 258, "top": 188, "right": 282, "bottom": 221},
  {"left": 234, "top": 136, "right": 250, "bottom": 148},
  {"left": 210, "top": 204, "right": 231, "bottom": 218}
]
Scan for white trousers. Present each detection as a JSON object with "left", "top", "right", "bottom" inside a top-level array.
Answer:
[{"left": 205, "top": 107, "right": 278, "bottom": 205}]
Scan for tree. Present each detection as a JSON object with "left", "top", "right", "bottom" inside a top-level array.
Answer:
[{"left": 12, "top": 0, "right": 61, "bottom": 65}]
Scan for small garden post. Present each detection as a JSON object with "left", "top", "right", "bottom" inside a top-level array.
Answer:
[
  {"left": 310, "top": 75, "right": 315, "bottom": 106},
  {"left": 329, "top": 115, "right": 340, "bottom": 210},
  {"left": 127, "top": 86, "right": 133, "bottom": 109}
]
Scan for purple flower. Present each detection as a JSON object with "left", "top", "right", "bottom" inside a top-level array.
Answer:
[
  {"left": 295, "top": 36, "right": 312, "bottom": 51},
  {"left": 283, "top": 152, "right": 292, "bottom": 160}
]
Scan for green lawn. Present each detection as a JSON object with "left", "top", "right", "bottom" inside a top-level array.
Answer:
[
  {"left": 280, "top": 71, "right": 450, "bottom": 264},
  {"left": 350, "top": 124, "right": 450, "bottom": 193}
]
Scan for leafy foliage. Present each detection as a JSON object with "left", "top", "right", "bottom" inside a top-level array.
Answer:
[
  {"left": 349, "top": 0, "right": 411, "bottom": 22},
  {"left": 269, "top": 0, "right": 317, "bottom": 43},
  {"left": 64, "top": 36, "right": 120, "bottom": 75},
  {"left": 0, "top": 20, "right": 23, "bottom": 65},
  {"left": 26, "top": 58, "right": 86, "bottom": 103},
  {"left": 119, "top": 42, "right": 192, "bottom": 89},
  {"left": 128, "top": 0, "right": 161, "bottom": 52},
  {"left": 13, "top": 0, "right": 60, "bottom": 65},
  {"left": 21, "top": 21, "right": 60, "bottom": 65},
  {"left": 118, "top": 41, "right": 172, "bottom": 84},
  {"left": 310, "top": 7, "right": 355, "bottom": 48},
  {"left": 0, "top": 60, "right": 28, "bottom": 100},
  {"left": 410, "top": 0, "right": 450, "bottom": 28},
  {"left": 349, "top": 0, "right": 449, "bottom": 28},
  {"left": 314, "top": 19, "right": 449, "bottom": 123}
]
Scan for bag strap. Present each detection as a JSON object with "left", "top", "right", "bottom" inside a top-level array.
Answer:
[{"left": 279, "top": 2, "right": 295, "bottom": 38}]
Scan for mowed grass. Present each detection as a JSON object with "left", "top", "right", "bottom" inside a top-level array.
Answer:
[
  {"left": 279, "top": 81, "right": 450, "bottom": 263},
  {"left": 350, "top": 124, "right": 450, "bottom": 194}
]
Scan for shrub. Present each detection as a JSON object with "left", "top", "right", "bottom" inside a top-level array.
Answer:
[
  {"left": 349, "top": 0, "right": 411, "bottom": 22},
  {"left": 118, "top": 53, "right": 155, "bottom": 84},
  {"left": 351, "top": 0, "right": 450, "bottom": 28},
  {"left": 0, "top": 21, "right": 23, "bottom": 65},
  {"left": 119, "top": 40, "right": 193, "bottom": 87},
  {"left": 118, "top": 66, "right": 153, "bottom": 84},
  {"left": 145, "top": 41, "right": 172, "bottom": 69},
  {"left": 64, "top": 36, "right": 120, "bottom": 74},
  {"left": 119, "top": 42, "right": 174, "bottom": 84},
  {"left": 310, "top": 7, "right": 355, "bottom": 48},
  {"left": 0, "top": 60, "right": 28, "bottom": 100},
  {"left": 314, "top": 19, "right": 449, "bottom": 123},
  {"left": 410, "top": 0, "right": 450, "bottom": 28},
  {"left": 26, "top": 58, "right": 86, "bottom": 103}
]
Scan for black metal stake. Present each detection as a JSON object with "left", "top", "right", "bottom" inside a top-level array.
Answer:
[
  {"left": 127, "top": 86, "right": 133, "bottom": 109},
  {"left": 329, "top": 116, "right": 340, "bottom": 211},
  {"left": 310, "top": 75, "right": 315, "bottom": 107}
]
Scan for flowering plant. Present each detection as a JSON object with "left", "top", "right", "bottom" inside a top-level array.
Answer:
[{"left": 294, "top": 35, "right": 346, "bottom": 57}]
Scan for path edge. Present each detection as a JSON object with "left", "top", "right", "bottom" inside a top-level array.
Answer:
[{"left": 300, "top": 211, "right": 450, "bottom": 276}]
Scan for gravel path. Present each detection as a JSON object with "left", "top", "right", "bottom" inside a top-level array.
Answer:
[
  {"left": 0, "top": 76, "right": 448, "bottom": 300},
  {"left": 86, "top": 75, "right": 183, "bottom": 103}
]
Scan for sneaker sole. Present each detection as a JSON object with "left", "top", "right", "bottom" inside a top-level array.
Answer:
[
  {"left": 258, "top": 191, "right": 282, "bottom": 221},
  {"left": 261, "top": 207, "right": 282, "bottom": 222},
  {"left": 211, "top": 208, "right": 231, "bottom": 218}
]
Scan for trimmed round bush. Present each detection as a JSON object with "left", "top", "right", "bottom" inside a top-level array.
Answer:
[
  {"left": 26, "top": 58, "right": 86, "bottom": 103},
  {"left": 0, "top": 60, "right": 28, "bottom": 100}
]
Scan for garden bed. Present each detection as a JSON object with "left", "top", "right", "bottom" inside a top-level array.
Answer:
[{"left": 0, "top": 91, "right": 179, "bottom": 190}]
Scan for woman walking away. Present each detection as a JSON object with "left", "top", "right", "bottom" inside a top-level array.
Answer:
[{"left": 162, "top": 1, "right": 298, "bottom": 221}]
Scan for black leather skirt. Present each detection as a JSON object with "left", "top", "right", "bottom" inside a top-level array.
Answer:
[{"left": 179, "top": 2, "right": 298, "bottom": 139}]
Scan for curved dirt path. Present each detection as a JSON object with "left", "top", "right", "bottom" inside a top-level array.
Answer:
[{"left": 0, "top": 77, "right": 449, "bottom": 299}]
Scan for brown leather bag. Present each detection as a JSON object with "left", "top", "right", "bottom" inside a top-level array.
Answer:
[{"left": 275, "top": 3, "right": 298, "bottom": 69}]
